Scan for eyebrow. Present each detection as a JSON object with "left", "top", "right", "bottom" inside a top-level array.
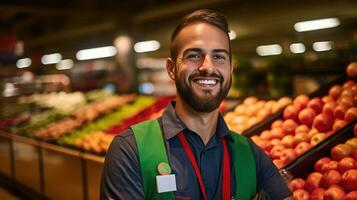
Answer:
[{"left": 183, "top": 48, "right": 230, "bottom": 56}]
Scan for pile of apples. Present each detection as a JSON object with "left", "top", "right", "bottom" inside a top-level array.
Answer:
[
  {"left": 224, "top": 96, "right": 292, "bottom": 133},
  {"left": 251, "top": 79, "right": 357, "bottom": 169},
  {"left": 289, "top": 128, "right": 357, "bottom": 200}
]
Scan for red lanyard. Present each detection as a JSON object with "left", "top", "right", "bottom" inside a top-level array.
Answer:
[{"left": 177, "top": 132, "right": 231, "bottom": 200}]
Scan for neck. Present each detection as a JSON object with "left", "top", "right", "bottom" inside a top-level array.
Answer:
[{"left": 174, "top": 96, "right": 219, "bottom": 145}]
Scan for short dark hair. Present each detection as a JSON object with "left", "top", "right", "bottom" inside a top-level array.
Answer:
[{"left": 170, "top": 9, "right": 231, "bottom": 62}]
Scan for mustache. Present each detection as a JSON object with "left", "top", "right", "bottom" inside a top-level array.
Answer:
[{"left": 188, "top": 71, "right": 223, "bottom": 82}]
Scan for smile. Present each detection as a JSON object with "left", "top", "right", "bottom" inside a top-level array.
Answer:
[{"left": 193, "top": 79, "right": 218, "bottom": 86}]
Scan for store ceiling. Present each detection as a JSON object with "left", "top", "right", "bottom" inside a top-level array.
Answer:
[{"left": 0, "top": 0, "right": 356, "bottom": 61}]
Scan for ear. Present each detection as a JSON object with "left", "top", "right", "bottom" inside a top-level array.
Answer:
[
  {"left": 230, "top": 62, "right": 234, "bottom": 73},
  {"left": 166, "top": 57, "right": 176, "bottom": 80}
]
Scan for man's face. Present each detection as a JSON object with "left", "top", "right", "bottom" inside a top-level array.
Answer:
[{"left": 169, "top": 22, "right": 232, "bottom": 113}]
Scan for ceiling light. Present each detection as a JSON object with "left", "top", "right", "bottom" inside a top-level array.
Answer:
[
  {"left": 313, "top": 41, "right": 333, "bottom": 52},
  {"left": 294, "top": 18, "right": 340, "bottom": 32},
  {"left": 290, "top": 43, "right": 306, "bottom": 54},
  {"left": 76, "top": 46, "right": 117, "bottom": 60},
  {"left": 41, "top": 53, "right": 62, "bottom": 65},
  {"left": 229, "top": 30, "right": 237, "bottom": 40},
  {"left": 134, "top": 40, "right": 160, "bottom": 53},
  {"left": 56, "top": 59, "right": 74, "bottom": 70},
  {"left": 256, "top": 44, "right": 282, "bottom": 56},
  {"left": 16, "top": 58, "right": 32, "bottom": 68}
]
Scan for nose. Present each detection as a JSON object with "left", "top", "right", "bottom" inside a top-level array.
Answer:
[{"left": 198, "top": 55, "right": 215, "bottom": 73}]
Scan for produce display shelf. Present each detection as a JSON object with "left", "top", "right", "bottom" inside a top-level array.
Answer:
[
  {"left": 285, "top": 119, "right": 356, "bottom": 179},
  {"left": 0, "top": 130, "right": 106, "bottom": 200}
]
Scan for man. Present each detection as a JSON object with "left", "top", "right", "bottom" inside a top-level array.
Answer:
[{"left": 101, "top": 9, "right": 292, "bottom": 200}]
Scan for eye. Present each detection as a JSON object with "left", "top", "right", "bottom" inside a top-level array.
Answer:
[
  {"left": 185, "top": 53, "right": 202, "bottom": 61},
  {"left": 213, "top": 54, "right": 226, "bottom": 60}
]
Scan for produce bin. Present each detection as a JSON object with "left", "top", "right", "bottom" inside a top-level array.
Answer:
[
  {"left": 83, "top": 153, "right": 104, "bottom": 200},
  {"left": 41, "top": 142, "right": 84, "bottom": 200},
  {"left": 285, "top": 119, "right": 356, "bottom": 178},
  {"left": 12, "top": 134, "right": 42, "bottom": 193},
  {"left": 0, "top": 131, "right": 13, "bottom": 178}
]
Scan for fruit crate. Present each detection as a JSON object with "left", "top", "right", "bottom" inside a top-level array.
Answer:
[
  {"left": 284, "top": 119, "right": 356, "bottom": 179},
  {"left": 242, "top": 75, "right": 351, "bottom": 137}
]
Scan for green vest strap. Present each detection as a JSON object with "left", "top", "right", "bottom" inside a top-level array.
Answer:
[
  {"left": 229, "top": 131, "right": 257, "bottom": 199},
  {"left": 131, "top": 119, "right": 174, "bottom": 200}
]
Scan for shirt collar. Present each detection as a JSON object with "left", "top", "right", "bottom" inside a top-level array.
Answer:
[{"left": 161, "top": 101, "right": 233, "bottom": 141}]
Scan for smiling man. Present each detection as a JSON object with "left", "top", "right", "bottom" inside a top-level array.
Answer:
[{"left": 101, "top": 9, "right": 292, "bottom": 200}]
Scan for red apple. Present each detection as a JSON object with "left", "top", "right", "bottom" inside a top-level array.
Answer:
[
  {"left": 283, "top": 105, "right": 300, "bottom": 121},
  {"left": 307, "top": 97, "right": 324, "bottom": 114},
  {"left": 280, "top": 148, "right": 297, "bottom": 165},
  {"left": 260, "top": 130, "right": 273, "bottom": 140},
  {"left": 344, "top": 191, "right": 357, "bottom": 200},
  {"left": 255, "top": 139, "right": 271, "bottom": 150},
  {"left": 345, "top": 138, "right": 357, "bottom": 148},
  {"left": 323, "top": 102, "right": 338, "bottom": 117},
  {"left": 281, "top": 135, "right": 296, "bottom": 148},
  {"left": 321, "top": 170, "right": 342, "bottom": 188},
  {"left": 270, "top": 145, "right": 286, "bottom": 159},
  {"left": 294, "top": 142, "right": 312, "bottom": 156},
  {"left": 337, "top": 157, "right": 355, "bottom": 173},
  {"left": 282, "top": 119, "right": 298, "bottom": 135},
  {"left": 310, "top": 188, "right": 326, "bottom": 200},
  {"left": 321, "top": 161, "right": 339, "bottom": 173},
  {"left": 334, "top": 105, "right": 348, "bottom": 119},
  {"left": 257, "top": 108, "right": 271, "bottom": 120},
  {"left": 271, "top": 119, "right": 284, "bottom": 129},
  {"left": 331, "top": 144, "right": 353, "bottom": 161},
  {"left": 343, "top": 80, "right": 356, "bottom": 89},
  {"left": 332, "top": 119, "right": 347, "bottom": 132},
  {"left": 344, "top": 107, "right": 357, "bottom": 123},
  {"left": 308, "top": 128, "right": 319, "bottom": 139},
  {"left": 295, "top": 124, "right": 310, "bottom": 134},
  {"left": 346, "top": 62, "right": 357, "bottom": 78},
  {"left": 243, "top": 96, "right": 258, "bottom": 104},
  {"left": 329, "top": 85, "right": 343, "bottom": 100},
  {"left": 339, "top": 96, "right": 354, "bottom": 109},
  {"left": 298, "top": 108, "right": 317, "bottom": 126},
  {"left": 315, "top": 157, "right": 332, "bottom": 173},
  {"left": 352, "top": 148, "right": 357, "bottom": 160},
  {"left": 310, "top": 133, "right": 326, "bottom": 146},
  {"left": 313, "top": 113, "right": 333, "bottom": 132},
  {"left": 323, "top": 95, "right": 336, "bottom": 104},
  {"left": 306, "top": 172, "right": 323, "bottom": 192},
  {"left": 294, "top": 132, "right": 310, "bottom": 145},
  {"left": 270, "top": 128, "right": 285, "bottom": 139},
  {"left": 288, "top": 178, "right": 305, "bottom": 191},
  {"left": 269, "top": 138, "right": 281, "bottom": 146},
  {"left": 294, "top": 95, "right": 310, "bottom": 110},
  {"left": 342, "top": 169, "right": 357, "bottom": 191},
  {"left": 273, "top": 159, "right": 284, "bottom": 169},
  {"left": 323, "top": 186, "right": 345, "bottom": 200},
  {"left": 293, "top": 189, "right": 310, "bottom": 200}
]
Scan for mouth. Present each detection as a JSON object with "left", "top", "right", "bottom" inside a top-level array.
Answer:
[{"left": 191, "top": 77, "right": 220, "bottom": 87}]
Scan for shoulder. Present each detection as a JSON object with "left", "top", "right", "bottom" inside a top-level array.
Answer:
[{"left": 105, "top": 129, "right": 138, "bottom": 164}]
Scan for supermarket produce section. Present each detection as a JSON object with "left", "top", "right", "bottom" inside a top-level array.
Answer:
[{"left": 1, "top": 66, "right": 357, "bottom": 199}]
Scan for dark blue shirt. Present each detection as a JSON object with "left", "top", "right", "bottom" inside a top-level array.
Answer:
[{"left": 101, "top": 102, "right": 291, "bottom": 200}]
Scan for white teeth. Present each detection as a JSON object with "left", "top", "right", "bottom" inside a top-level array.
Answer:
[{"left": 196, "top": 79, "right": 217, "bottom": 85}]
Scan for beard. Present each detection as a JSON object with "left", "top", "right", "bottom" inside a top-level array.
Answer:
[{"left": 175, "top": 70, "right": 231, "bottom": 113}]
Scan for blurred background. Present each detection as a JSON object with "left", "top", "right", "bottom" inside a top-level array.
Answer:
[
  {"left": 0, "top": 1, "right": 357, "bottom": 199},
  {"left": 1, "top": 0, "right": 356, "bottom": 98}
]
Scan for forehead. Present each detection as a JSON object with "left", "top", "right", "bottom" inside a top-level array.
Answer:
[{"left": 173, "top": 22, "right": 230, "bottom": 55}]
